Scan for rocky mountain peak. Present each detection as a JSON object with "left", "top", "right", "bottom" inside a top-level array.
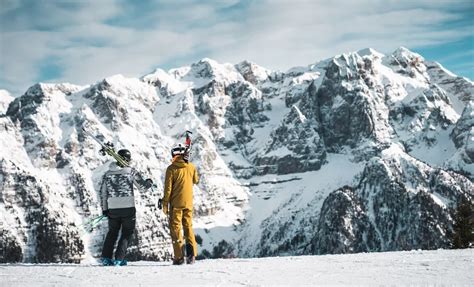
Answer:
[
  {"left": 388, "top": 47, "right": 428, "bottom": 79},
  {"left": 357, "top": 48, "right": 385, "bottom": 58},
  {"left": 235, "top": 60, "right": 270, "bottom": 84},
  {"left": 391, "top": 46, "right": 425, "bottom": 66},
  {"left": 187, "top": 58, "right": 244, "bottom": 85}
]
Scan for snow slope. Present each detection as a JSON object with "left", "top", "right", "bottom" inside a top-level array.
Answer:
[
  {"left": 1, "top": 249, "right": 473, "bottom": 286},
  {"left": 0, "top": 89, "right": 14, "bottom": 114}
]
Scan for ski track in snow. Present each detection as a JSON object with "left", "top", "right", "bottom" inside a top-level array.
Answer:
[{"left": 1, "top": 249, "right": 472, "bottom": 286}]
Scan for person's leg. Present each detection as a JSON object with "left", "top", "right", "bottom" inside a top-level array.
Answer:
[
  {"left": 182, "top": 208, "right": 198, "bottom": 262},
  {"left": 101, "top": 217, "right": 121, "bottom": 260},
  {"left": 169, "top": 207, "right": 184, "bottom": 263},
  {"left": 115, "top": 215, "right": 136, "bottom": 261}
]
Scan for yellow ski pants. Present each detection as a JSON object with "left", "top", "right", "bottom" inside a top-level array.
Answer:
[{"left": 169, "top": 207, "right": 197, "bottom": 259}]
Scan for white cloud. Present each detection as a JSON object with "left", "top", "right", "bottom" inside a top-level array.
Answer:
[
  {"left": 53, "top": 24, "right": 197, "bottom": 85},
  {"left": 205, "top": 1, "right": 470, "bottom": 69},
  {"left": 0, "top": 0, "right": 471, "bottom": 95}
]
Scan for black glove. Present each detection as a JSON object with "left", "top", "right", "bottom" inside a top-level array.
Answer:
[
  {"left": 102, "top": 210, "right": 109, "bottom": 217},
  {"left": 145, "top": 178, "right": 153, "bottom": 189}
]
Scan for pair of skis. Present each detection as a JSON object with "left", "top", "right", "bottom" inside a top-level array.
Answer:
[
  {"left": 81, "top": 127, "right": 193, "bottom": 168},
  {"left": 81, "top": 126, "right": 193, "bottom": 229},
  {"left": 183, "top": 130, "right": 192, "bottom": 162},
  {"left": 81, "top": 127, "right": 130, "bottom": 168}
]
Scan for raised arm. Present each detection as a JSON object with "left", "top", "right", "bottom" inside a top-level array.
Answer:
[
  {"left": 132, "top": 168, "right": 153, "bottom": 191},
  {"left": 193, "top": 164, "right": 199, "bottom": 185}
]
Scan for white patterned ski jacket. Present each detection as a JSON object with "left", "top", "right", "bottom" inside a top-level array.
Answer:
[{"left": 99, "top": 162, "right": 150, "bottom": 210}]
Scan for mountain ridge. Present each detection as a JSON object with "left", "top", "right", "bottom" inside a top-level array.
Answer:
[{"left": 0, "top": 47, "right": 472, "bottom": 263}]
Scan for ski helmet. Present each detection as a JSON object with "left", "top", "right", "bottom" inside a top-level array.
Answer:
[
  {"left": 118, "top": 149, "right": 131, "bottom": 162},
  {"left": 171, "top": 144, "right": 186, "bottom": 157}
]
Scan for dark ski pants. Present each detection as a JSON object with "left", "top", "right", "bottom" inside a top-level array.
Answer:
[{"left": 101, "top": 211, "right": 136, "bottom": 260}]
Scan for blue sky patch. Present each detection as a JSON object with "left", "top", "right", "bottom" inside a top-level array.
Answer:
[{"left": 37, "top": 56, "right": 63, "bottom": 82}]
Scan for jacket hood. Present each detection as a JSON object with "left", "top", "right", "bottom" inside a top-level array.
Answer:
[
  {"left": 172, "top": 158, "right": 188, "bottom": 168},
  {"left": 108, "top": 161, "right": 130, "bottom": 171}
]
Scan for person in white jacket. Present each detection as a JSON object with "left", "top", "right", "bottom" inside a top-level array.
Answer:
[{"left": 99, "top": 149, "right": 152, "bottom": 266}]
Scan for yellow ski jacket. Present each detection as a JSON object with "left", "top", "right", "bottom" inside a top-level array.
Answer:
[{"left": 163, "top": 157, "right": 199, "bottom": 209}]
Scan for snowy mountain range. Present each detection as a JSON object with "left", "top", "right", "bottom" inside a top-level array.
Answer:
[{"left": 0, "top": 47, "right": 472, "bottom": 263}]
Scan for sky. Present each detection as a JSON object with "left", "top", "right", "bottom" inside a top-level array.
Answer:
[{"left": 0, "top": 0, "right": 473, "bottom": 96}]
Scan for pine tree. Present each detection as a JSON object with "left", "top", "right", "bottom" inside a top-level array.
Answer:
[{"left": 451, "top": 199, "right": 474, "bottom": 249}]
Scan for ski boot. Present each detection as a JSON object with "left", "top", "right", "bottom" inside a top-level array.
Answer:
[
  {"left": 172, "top": 257, "right": 185, "bottom": 265},
  {"left": 185, "top": 243, "right": 195, "bottom": 264},
  {"left": 101, "top": 257, "right": 114, "bottom": 266},
  {"left": 114, "top": 259, "right": 128, "bottom": 266},
  {"left": 186, "top": 256, "right": 195, "bottom": 264}
]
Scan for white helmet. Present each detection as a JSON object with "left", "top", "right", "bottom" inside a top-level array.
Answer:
[{"left": 171, "top": 144, "right": 186, "bottom": 157}]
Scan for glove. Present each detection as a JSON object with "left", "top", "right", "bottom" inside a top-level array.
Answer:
[
  {"left": 102, "top": 210, "right": 109, "bottom": 217},
  {"left": 145, "top": 178, "right": 153, "bottom": 189}
]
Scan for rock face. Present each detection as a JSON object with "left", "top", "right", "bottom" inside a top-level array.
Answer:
[
  {"left": 315, "top": 146, "right": 473, "bottom": 254},
  {"left": 0, "top": 159, "right": 84, "bottom": 263},
  {"left": 0, "top": 47, "right": 472, "bottom": 263},
  {"left": 451, "top": 102, "right": 474, "bottom": 164}
]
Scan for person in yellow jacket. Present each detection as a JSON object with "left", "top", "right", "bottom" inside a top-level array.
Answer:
[{"left": 162, "top": 144, "right": 199, "bottom": 265}]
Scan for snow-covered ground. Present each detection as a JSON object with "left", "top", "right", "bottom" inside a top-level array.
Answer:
[{"left": 2, "top": 249, "right": 472, "bottom": 286}]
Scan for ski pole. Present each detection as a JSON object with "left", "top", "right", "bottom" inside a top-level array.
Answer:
[
  {"left": 80, "top": 214, "right": 103, "bottom": 228},
  {"left": 80, "top": 215, "right": 106, "bottom": 233},
  {"left": 83, "top": 217, "right": 105, "bottom": 233}
]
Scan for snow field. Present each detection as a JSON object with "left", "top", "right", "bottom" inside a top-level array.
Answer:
[{"left": 1, "top": 249, "right": 472, "bottom": 286}]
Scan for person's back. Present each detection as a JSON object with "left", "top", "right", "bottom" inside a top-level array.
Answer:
[
  {"left": 100, "top": 149, "right": 152, "bottom": 266},
  {"left": 162, "top": 145, "right": 199, "bottom": 265},
  {"left": 164, "top": 157, "right": 199, "bottom": 208},
  {"left": 101, "top": 163, "right": 141, "bottom": 213}
]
